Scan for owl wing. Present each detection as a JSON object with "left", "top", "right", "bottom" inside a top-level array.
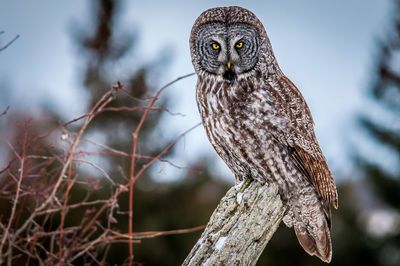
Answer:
[{"left": 278, "top": 76, "right": 338, "bottom": 218}]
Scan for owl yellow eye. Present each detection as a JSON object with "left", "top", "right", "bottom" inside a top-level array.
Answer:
[
  {"left": 211, "top": 43, "right": 220, "bottom": 50},
  {"left": 236, "top": 41, "right": 244, "bottom": 49}
]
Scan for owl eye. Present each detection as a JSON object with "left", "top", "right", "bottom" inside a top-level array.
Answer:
[
  {"left": 211, "top": 42, "right": 220, "bottom": 50},
  {"left": 235, "top": 41, "right": 244, "bottom": 49}
]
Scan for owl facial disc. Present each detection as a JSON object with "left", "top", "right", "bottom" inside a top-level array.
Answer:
[{"left": 191, "top": 21, "right": 261, "bottom": 82}]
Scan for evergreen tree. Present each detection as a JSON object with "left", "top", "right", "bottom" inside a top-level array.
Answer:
[
  {"left": 356, "top": 0, "right": 400, "bottom": 265},
  {"left": 359, "top": 0, "right": 400, "bottom": 207}
]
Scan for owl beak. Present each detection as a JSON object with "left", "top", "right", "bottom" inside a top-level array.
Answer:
[{"left": 226, "top": 61, "right": 232, "bottom": 70}]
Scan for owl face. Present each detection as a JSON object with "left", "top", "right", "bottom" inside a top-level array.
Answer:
[{"left": 192, "top": 22, "right": 260, "bottom": 81}]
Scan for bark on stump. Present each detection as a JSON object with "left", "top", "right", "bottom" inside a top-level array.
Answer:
[{"left": 183, "top": 179, "right": 287, "bottom": 266}]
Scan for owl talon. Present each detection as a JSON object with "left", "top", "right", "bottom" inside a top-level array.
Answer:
[{"left": 238, "top": 177, "right": 253, "bottom": 193}]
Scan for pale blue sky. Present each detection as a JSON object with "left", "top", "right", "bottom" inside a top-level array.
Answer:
[{"left": 0, "top": 0, "right": 394, "bottom": 182}]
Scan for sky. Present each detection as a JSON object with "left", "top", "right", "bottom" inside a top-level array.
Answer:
[{"left": 0, "top": 0, "right": 395, "bottom": 182}]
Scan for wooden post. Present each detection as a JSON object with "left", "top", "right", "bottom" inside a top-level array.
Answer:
[{"left": 183, "top": 179, "right": 287, "bottom": 266}]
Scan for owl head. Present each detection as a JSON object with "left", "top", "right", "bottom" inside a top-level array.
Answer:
[{"left": 190, "top": 6, "right": 279, "bottom": 82}]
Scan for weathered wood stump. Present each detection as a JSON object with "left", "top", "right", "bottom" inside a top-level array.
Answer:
[{"left": 183, "top": 179, "right": 287, "bottom": 266}]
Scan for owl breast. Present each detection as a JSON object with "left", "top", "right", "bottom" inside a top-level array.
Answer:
[{"left": 196, "top": 75, "right": 293, "bottom": 187}]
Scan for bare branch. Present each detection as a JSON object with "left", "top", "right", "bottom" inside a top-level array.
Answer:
[
  {"left": 113, "top": 225, "right": 206, "bottom": 240},
  {"left": 127, "top": 72, "right": 195, "bottom": 265},
  {"left": 0, "top": 106, "right": 9, "bottom": 118},
  {"left": 0, "top": 73, "right": 201, "bottom": 265},
  {"left": 0, "top": 34, "right": 20, "bottom": 52},
  {"left": 0, "top": 131, "right": 26, "bottom": 264}
]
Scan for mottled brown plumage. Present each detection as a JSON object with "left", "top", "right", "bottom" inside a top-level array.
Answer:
[{"left": 190, "top": 6, "right": 338, "bottom": 262}]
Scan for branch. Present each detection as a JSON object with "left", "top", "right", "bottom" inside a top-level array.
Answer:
[
  {"left": 0, "top": 34, "right": 20, "bottom": 52},
  {"left": 0, "top": 145, "right": 24, "bottom": 263},
  {"left": 0, "top": 106, "right": 9, "bottom": 118},
  {"left": 183, "top": 178, "right": 287, "bottom": 266},
  {"left": 127, "top": 72, "right": 195, "bottom": 265}
]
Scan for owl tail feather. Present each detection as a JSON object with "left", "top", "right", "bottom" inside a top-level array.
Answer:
[{"left": 294, "top": 221, "right": 332, "bottom": 263}]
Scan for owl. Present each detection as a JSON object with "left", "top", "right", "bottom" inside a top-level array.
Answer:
[{"left": 189, "top": 6, "right": 338, "bottom": 263}]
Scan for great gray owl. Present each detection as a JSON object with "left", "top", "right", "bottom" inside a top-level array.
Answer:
[{"left": 189, "top": 6, "right": 338, "bottom": 263}]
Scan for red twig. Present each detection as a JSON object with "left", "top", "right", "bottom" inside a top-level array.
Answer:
[
  {"left": 124, "top": 225, "right": 205, "bottom": 240},
  {"left": 0, "top": 128, "right": 27, "bottom": 264},
  {"left": 59, "top": 88, "right": 114, "bottom": 264},
  {"left": 128, "top": 72, "right": 194, "bottom": 265}
]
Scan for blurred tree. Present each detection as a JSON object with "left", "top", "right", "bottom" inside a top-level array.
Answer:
[
  {"left": 359, "top": 1, "right": 400, "bottom": 207},
  {"left": 356, "top": 0, "right": 400, "bottom": 265}
]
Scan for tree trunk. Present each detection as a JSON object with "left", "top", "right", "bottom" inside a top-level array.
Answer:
[{"left": 183, "top": 178, "right": 287, "bottom": 266}]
